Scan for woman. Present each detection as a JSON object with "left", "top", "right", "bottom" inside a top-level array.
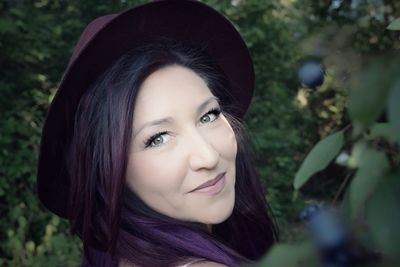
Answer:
[{"left": 36, "top": 1, "right": 278, "bottom": 266}]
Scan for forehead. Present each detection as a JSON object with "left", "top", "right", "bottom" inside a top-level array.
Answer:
[{"left": 133, "top": 65, "right": 215, "bottom": 120}]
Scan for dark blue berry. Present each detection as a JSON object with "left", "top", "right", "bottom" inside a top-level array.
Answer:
[
  {"left": 298, "top": 61, "right": 325, "bottom": 88},
  {"left": 300, "top": 203, "right": 320, "bottom": 222},
  {"left": 300, "top": 204, "right": 351, "bottom": 267}
]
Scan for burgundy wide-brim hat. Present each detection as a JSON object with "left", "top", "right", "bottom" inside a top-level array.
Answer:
[{"left": 37, "top": 0, "right": 255, "bottom": 218}]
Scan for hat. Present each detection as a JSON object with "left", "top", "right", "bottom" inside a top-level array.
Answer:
[{"left": 37, "top": 0, "right": 255, "bottom": 218}]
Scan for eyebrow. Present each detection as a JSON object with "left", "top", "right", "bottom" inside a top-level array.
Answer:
[{"left": 133, "top": 96, "right": 219, "bottom": 139}]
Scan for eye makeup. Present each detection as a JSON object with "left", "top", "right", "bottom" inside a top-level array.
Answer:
[{"left": 143, "top": 107, "right": 222, "bottom": 149}]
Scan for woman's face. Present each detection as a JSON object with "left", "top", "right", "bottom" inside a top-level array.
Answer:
[{"left": 126, "top": 65, "right": 237, "bottom": 226}]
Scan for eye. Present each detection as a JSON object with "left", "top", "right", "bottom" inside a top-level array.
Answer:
[
  {"left": 143, "top": 107, "right": 222, "bottom": 149},
  {"left": 200, "top": 108, "right": 221, "bottom": 124},
  {"left": 144, "top": 131, "right": 170, "bottom": 148}
]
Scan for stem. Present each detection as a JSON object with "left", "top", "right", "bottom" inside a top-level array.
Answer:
[{"left": 332, "top": 170, "right": 353, "bottom": 205}]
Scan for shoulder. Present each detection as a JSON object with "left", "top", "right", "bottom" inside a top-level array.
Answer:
[{"left": 185, "top": 261, "right": 229, "bottom": 267}]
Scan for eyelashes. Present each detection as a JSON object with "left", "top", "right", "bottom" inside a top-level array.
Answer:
[{"left": 143, "top": 107, "right": 222, "bottom": 148}]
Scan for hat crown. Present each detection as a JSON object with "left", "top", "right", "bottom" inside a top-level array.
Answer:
[{"left": 68, "top": 14, "right": 117, "bottom": 68}]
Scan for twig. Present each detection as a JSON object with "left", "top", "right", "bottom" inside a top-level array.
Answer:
[{"left": 332, "top": 170, "right": 353, "bottom": 205}]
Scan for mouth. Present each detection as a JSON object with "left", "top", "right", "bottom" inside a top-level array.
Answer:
[{"left": 188, "top": 172, "right": 226, "bottom": 194}]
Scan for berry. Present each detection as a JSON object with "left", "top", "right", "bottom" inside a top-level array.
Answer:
[
  {"left": 300, "top": 203, "right": 320, "bottom": 222},
  {"left": 300, "top": 204, "right": 350, "bottom": 267},
  {"left": 298, "top": 61, "right": 325, "bottom": 88}
]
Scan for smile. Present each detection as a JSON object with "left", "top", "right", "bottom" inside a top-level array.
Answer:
[{"left": 190, "top": 173, "right": 226, "bottom": 195}]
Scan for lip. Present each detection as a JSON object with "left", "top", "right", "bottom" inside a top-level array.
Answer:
[{"left": 188, "top": 172, "right": 226, "bottom": 194}]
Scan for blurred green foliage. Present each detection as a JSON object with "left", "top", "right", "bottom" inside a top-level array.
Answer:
[
  {"left": 1, "top": 0, "right": 399, "bottom": 266},
  {"left": 255, "top": 0, "right": 400, "bottom": 264}
]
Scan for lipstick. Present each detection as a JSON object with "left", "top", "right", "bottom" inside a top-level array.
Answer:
[{"left": 189, "top": 172, "right": 226, "bottom": 195}]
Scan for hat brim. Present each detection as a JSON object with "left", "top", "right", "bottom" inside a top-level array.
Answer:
[{"left": 37, "top": 0, "right": 255, "bottom": 218}]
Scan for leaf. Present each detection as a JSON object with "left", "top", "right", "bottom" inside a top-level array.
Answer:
[
  {"left": 348, "top": 146, "right": 390, "bottom": 220},
  {"left": 387, "top": 80, "right": 400, "bottom": 144},
  {"left": 367, "top": 123, "right": 397, "bottom": 143},
  {"left": 387, "top": 18, "right": 400, "bottom": 31},
  {"left": 365, "top": 172, "right": 400, "bottom": 257},
  {"left": 253, "top": 242, "right": 317, "bottom": 267},
  {"left": 348, "top": 60, "right": 392, "bottom": 129},
  {"left": 340, "top": 188, "right": 351, "bottom": 221},
  {"left": 294, "top": 131, "right": 344, "bottom": 190}
]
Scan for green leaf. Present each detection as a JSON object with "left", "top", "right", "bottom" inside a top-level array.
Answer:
[
  {"left": 387, "top": 80, "right": 400, "bottom": 144},
  {"left": 340, "top": 188, "right": 351, "bottom": 221},
  {"left": 348, "top": 146, "right": 390, "bottom": 220},
  {"left": 348, "top": 60, "right": 393, "bottom": 129},
  {"left": 253, "top": 242, "right": 317, "bottom": 267},
  {"left": 387, "top": 18, "right": 400, "bottom": 31},
  {"left": 294, "top": 131, "right": 344, "bottom": 190},
  {"left": 366, "top": 172, "right": 400, "bottom": 257},
  {"left": 367, "top": 123, "right": 397, "bottom": 143}
]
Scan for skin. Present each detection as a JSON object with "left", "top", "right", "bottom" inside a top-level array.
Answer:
[{"left": 126, "top": 65, "right": 238, "bottom": 232}]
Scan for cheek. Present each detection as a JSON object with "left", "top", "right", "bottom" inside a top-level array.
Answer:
[
  {"left": 126, "top": 154, "right": 174, "bottom": 191},
  {"left": 216, "top": 117, "right": 237, "bottom": 160}
]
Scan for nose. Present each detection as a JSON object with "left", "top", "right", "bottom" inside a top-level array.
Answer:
[{"left": 187, "top": 129, "right": 219, "bottom": 171}]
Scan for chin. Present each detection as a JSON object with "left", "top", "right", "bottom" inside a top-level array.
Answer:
[{"left": 204, "top": 191, "right": 235, "bottom": 224}]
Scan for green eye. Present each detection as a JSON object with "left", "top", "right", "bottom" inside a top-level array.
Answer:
[
  {"left": 144, "top": 131, "right": 169, "bottom": 148},
  {"left": 143, "top": 107, "right": 221, "bottom": 149},
  {"left": 201, "top": 108, "right": 221, "bottom": 124}
]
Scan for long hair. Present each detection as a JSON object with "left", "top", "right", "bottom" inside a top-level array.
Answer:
[{"left": 66, "top": 37, "right": 278, "bottom": 267}]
